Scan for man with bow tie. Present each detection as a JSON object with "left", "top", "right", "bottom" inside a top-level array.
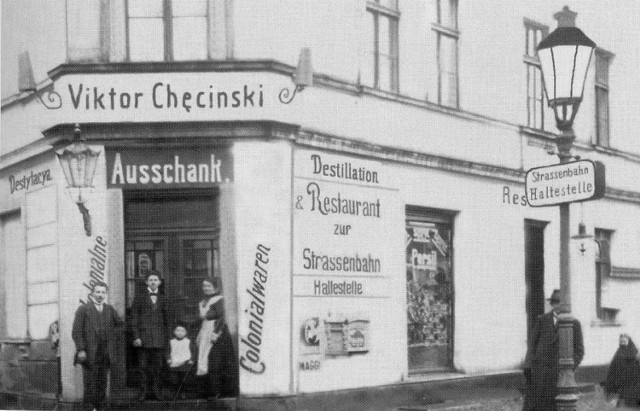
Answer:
[
  {"left": 131, "top": 270, "right": 169, "bottom": 401},
  {"left": 523, "top": 289, "right": 584, "bottom": 410}
]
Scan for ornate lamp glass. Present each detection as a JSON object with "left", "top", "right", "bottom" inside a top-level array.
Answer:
[
  {"left": 56, "top": 124, "right": 100, "bottom": 236},
  {"left": 537, "top": 6, "right": 596, "bottom": 131}
]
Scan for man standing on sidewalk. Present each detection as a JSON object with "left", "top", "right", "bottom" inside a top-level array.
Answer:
[
  {"left": 72, "top": 282, "right": 124, "bottom": 411},
  {"left": 523, "top": 289, "right": 584, "bottom": 410},
  {"left": 131, "top": 271, "right": 169, "bottom": 401}
]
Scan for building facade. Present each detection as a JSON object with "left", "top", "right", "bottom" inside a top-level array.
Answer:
[{"left": 1, "top": 0, "right": 640, "bottom": 406}]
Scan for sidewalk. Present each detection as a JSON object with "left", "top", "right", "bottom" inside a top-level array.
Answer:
[{"left": 397, "top": 385, "right": 615, "bottom": 411}]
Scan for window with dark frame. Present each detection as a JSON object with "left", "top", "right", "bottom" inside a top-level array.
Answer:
[
  {"left": 595, "top": 228, "right": 618, "bottom": 322},
  {"left": 433, "top": 0, "right": 459, "bottom": 108},
  {"left": 523, "top": 19, "right": 548, "bottom": 130},
  {"left": 127, "top": 0, "right": 209, "bottom": 62},
  {"left": 595, "top": 50, "right": 612, "bottom": 147},
  {"left": 365, "top": 0, "right": 400, "bottom": 93}
]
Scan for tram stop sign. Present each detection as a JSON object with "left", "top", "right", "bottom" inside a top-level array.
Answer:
[{"left": 525, "top": 160, "right": 606, "bottom": 207}]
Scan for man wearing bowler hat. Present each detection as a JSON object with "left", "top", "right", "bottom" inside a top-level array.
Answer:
[{"left": 523, "top": 289, "right": 584, "bottom": 410}]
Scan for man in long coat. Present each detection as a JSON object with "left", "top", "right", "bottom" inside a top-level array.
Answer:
[
  {"left": 523, "top": 289, "right": 584, "bottom": 410},
  {"left": 131, "top": 270, "right": 169, "bottom": 401},
  {"left": 72, "top": 282, "right": 124, "bottom": 411}
]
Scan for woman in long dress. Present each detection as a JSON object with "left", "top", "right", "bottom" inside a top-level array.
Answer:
[
  {"left": 604, "top": 333, "right": 640, "bottom": 408},
  {"left": 196, "top": 277, "right": 238, "bottom": 398}
]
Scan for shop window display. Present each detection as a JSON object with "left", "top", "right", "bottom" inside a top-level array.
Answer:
[{"left": 406, "top": 218, "right": 454, "bottom": 372}]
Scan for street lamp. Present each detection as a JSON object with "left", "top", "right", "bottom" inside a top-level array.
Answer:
[
  {"left": 56, "top": 124, "right": 100, "bottom": 236},
  {"left": 537, "top": 6, "right": 595, "bottom": 410}
]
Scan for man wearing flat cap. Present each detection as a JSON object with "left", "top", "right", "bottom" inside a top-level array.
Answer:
[{"left": 523, "top": 289, "right": 584, "bottom": 410}]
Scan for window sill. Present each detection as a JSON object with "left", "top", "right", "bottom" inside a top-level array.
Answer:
[{"left": 590, "top": 319, "right": 623, "bottom": 328}]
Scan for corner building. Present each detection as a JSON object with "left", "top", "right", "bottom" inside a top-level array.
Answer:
[{"left": 1, "top": 0, "right": 640, "bottom": 408}]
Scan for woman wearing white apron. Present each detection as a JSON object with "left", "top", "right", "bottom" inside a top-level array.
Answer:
[{"left": 195, "top": 277, "right": 238, "bottom": 399}]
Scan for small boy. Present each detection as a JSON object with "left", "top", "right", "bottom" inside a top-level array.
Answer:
[{"left": 167, "top": 323, "right": 194, "bottom": 399}]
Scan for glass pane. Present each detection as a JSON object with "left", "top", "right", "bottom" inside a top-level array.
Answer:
[
  {"left": 136, "top": 251, "right": 154, "bottom": 278},
  {"left": 597, "top": 88, "right": 609, "bottom": 146},
  {"left": 213, "top": 249, "right": 220, "bottom": 276},
  {"left": 362, "top": 12, "right": 376, "bottom": 87},
  {"left": 439, "top": 35, "right": 457, "bottom": 107},
  {"left": 184, "top": 277, "right": 204, "bottom": 299},
  {"left": 155, "top": 251, "right": 164, "bottom": 275},
  {"left": 126, "top": 251, "right": 135, "bottom": 279},
  {"left": 128, "top": 0, "right": 164, "bottom": 17},
  {"left": 193, "top": 240, "right": 212, "bottom": 249},
  {"left": 172, "top": 0, "right": 207, "bottom": 16},
  {"left": 378, "top": 17, "right": 391, "bottom": 90},
  {"left": 127, "top": 280, "right": 136, "bottom": 307},
  {"left": 173, "top": 17, "right": 208, "bottom": 61},
  {"left": 129, "top": 18, "right": 165, "bottom": 61},
  {"left": 378, "top": 0, "right": 398, "bottom": 10},
  {"left": 439, "top": 0, "right": 457, "bottom": 29},
  {"left": 193, "top": 249, "right": 209, "bottom": 270},
  {"left": 207, "top": 250, "right": 213, "bottom": 277},
  {"left": 135, "top": 241, "right": 155, "bottom": 250},
  {"left": 596, "top": 54, "right": 609, "bottom": 84},
  {"left": 406, "top": 219, "right": 454, "bottom": 371},
  {"left": 184, "top": 248, "right": 193, "bottom": 270}
]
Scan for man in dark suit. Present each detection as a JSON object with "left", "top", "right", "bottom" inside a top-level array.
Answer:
[
  {"left": 131, "top": 270, "right": 169, "bottom": 401},
  {"left": 72, "top": 282, "right": 124, "bottom": 411},
  {"left": 523, "top": 289, "right": 584, "bottom": 410}
]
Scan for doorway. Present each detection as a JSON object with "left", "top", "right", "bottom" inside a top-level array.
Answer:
[
  {"left": 123, "top": 190, "right": 221, "bottom": 386},
  {"left": 525, "top": 219, "right": 547, "bottom": 344},
  {"left": 406, "top": 207, "right": 455, "bottom": 373}
]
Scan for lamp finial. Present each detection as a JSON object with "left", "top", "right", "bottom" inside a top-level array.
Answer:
[{"left": 554, "top": 6, "right": 577, "bottom": 28}]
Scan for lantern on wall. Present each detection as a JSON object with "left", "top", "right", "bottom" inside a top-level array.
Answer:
[{"left": 56, "top": 124, "right": 100, "bottom": 236}]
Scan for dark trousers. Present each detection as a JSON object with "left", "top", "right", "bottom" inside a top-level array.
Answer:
[
  {"left": 138, "top": 348, "right": 164, "bottom": 394},
  {"left": 83, "top": 343, "right": 109, "bottom": 410}
]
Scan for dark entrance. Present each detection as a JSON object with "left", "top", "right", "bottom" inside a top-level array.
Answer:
[
  {"left": 123, "top": 190, "right": 220, "bottom": 387},
  {"left": 525, "top": 219, "right": 547, "bottom": 344}
]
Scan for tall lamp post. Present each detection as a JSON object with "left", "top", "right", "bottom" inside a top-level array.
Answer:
[{"left": 536, "top": 7, "right": 595, "bottom": 410}]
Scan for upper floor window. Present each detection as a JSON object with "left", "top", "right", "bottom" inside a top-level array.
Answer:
[
  {"left": 433, "top": 0, "right": 459, "bottom": 108},
  {"left": 595, "top": 50, "right": 613, "bottom": 147},
  {"left": 364, "top": 0, "right": 400, "bottom": 93},
  {"left": 595, "top": 228, "right": 618, "bottom": 323},
  {"left": 523, "top": 19, "right": 548, "bottom": 130},
  {"left": 127, "top": 0, "right": 208, "bottom": 61}
]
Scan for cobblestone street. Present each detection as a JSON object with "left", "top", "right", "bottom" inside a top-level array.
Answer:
[{"left": 398, "top": 386, "right": 626, "bottom": 411}]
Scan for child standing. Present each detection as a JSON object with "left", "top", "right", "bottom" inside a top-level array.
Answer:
[{"left": 167, "top": 324, "right": 194, "bottom": 399}]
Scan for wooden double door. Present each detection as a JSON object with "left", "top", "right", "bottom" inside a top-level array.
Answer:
[{"left": 123, "top": 190, "right": 220, "bottom": 385}]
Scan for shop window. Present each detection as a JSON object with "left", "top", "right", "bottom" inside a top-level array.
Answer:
[
  {"left": 523, "top": 19, "right": 548, "bottom": 130},
  {"left": 364, "top": 0, "right": 399, "bottom": 92},
  {"left": 434, "top": 0, "right": 459, "bottom": 108},
  {"left": 595, "top": 49, "right": 612, "bottom": 147},
  {"left": 406, "top": 207, "right": 455, "bottom": 373},
  {"left": 127, "top": 0, "right": 208, "bottom": 61},
  {"left": 595, "top": 228, "right": 618, "bottom": 322},
  {"left": 0, "top": 211, "right": 28, "bottom": 340}
]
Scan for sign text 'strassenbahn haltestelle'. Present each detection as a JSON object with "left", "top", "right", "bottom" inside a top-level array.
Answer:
[{"left": 525, "top": 160, "right": 605, "bottom": 207}]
